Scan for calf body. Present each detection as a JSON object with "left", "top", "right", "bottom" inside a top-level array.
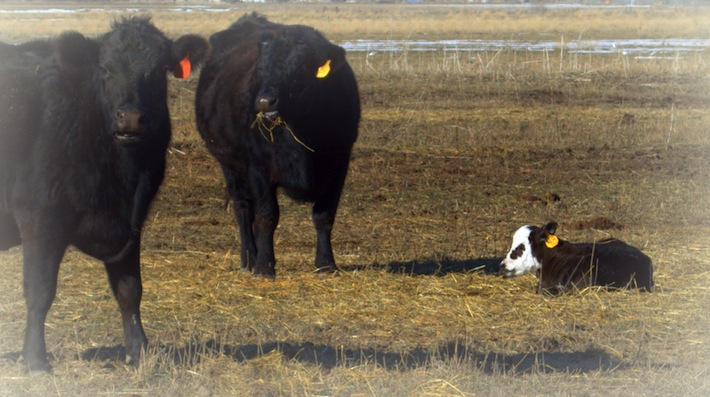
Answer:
[
  {"left": 0, "top": 17, "right": 208, "bottom": 373},
  {"left": 195, "top": 14, "right": 360, "bottom": 277},
  {"left": 500, "top": 222, "right": 654, "bottom": 294}
]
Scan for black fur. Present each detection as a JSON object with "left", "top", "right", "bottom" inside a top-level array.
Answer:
[
  {"left": 530, "top": 222, "right": 654, "bottom": 294},
  {"left": 195, "top": 13, "right": 360, "bottom": 277},
  {"left": 0, "top": 16, "right": 208, "bottom": 374}
]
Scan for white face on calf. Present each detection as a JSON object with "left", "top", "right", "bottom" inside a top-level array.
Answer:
[{"left": 500, "top": 226, "right": 541, "bottom": 277}]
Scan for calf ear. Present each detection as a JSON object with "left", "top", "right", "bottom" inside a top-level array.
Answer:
[
  {"left": 171, "top": 34, "right": 210, "bottom": 79},
  {"left": 54, "top": 31, "right": 99, "bottom": 71},
  {"left": 544, "top": 222, "right": 558, "bottom": 236}
]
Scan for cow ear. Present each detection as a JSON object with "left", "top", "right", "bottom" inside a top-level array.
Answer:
[
  {"left": 54, "top": 31, "right": 99, "bottom": 71},
  {"left": 171, "top": 34, "right": 210, "bottom": 79},
  {"left": 316, "top": 45, "right": 347, "bottom": 79}
]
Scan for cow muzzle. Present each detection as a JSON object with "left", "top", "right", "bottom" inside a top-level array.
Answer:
[
  {"left": 499, "top": 261, "right": 520, "bottom": 278},
  {"left": 256, "top": 95, "right": 279, "bottom": 121},
  {"left": 113, "top": 108, "right": 146, "bottom": 143}
]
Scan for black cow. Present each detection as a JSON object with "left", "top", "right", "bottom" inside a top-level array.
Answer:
[
  {"left": 500, "top": 222, "right": 654, "bottom": 294},
  {"left": 195, "top": 14, "right": 360, "bottom": 278},
  {"left": 0, "top": 17, "right": 208, "bottom": 374}
]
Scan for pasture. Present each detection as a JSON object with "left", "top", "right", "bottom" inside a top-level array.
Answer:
[{"left": 1, "top": 2, "right": 709, "bottom": 396}]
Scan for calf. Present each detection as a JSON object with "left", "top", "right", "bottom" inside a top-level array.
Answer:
[
  {"left": 500, "top": 222, "right": 654, "bottom": 294},
  {"left": 195, "top": 14, "right": 360, "bottom": 277},
  {"left": 0, "top": 17, "right": 208, "bottom": 374}
]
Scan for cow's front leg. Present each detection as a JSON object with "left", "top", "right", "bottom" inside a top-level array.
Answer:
[
  {"left": 311, "top": 163, "right": 347, "bottom": 273},
  {"left": 104, "top": 247, "right": 147, "bottom": 366},
  {"left": 312, "top": 204, "right": 338, "bottom": 273},
  {"left": 21, "top": 234, "right": 67, "bottom": 375},
  {"left": 250, "top": 173, "right": 278, "bottom": 278}
]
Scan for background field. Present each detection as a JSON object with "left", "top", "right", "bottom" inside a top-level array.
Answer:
[{"left": 1, "top": 2, "right": 709, "bottom": 396}]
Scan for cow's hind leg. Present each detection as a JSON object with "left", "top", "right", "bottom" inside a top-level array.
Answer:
[
  {"left": 233, "top": 199, "right": 257, "bottom": 272},
  {"left": 21, "top": 233, "right": 67, "bottom": 375},
  {"left": 223, "top": 166, "right": 257, "bottom": 272},
  {"left": 104, "top": 248, "right": 147, "bottom": 367}
]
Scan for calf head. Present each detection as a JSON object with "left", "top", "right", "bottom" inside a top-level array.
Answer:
[
  {"left": 54, "top": 17, "right": 208, "bottom": 145},
  {"left": 500, "top": 222, "right": 559, "bottom": 277},
  {"left": 253, "top": 23, "right": 347, "bottom": 123}
]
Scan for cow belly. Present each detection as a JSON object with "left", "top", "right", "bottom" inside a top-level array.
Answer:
[{"left": 73, "top": 212, "right": 132, "bottom": 259}]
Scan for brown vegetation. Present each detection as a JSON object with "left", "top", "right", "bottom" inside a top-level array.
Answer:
[{"left": 0, "top": 3, "right": 709, "bottom": 396}]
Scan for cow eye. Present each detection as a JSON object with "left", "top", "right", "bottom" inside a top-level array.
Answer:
[{"left": 98, "top": 65, "right": 112, "bottom": 78}]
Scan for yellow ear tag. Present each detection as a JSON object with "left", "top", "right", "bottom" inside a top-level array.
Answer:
[
  {"left": 545, "top": 233, "right": 559, "bottom": 249},
  {"left": 316, "top": 59, "right": 331, "bottom": 78}
]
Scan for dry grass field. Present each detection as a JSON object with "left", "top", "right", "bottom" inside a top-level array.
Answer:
[{"left": 1, "top": 2, "right": 709, "bottom": 396}]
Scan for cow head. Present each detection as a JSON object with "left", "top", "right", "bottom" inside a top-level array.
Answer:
[
  {"left": 54, "top": 17, "right": 208, "bottom": 145},
  {"left": 500, "top": 222, "right": 558, "bottom": 277},
  {"left": 253, "top": 24, "right": 347, "bottom": 123}
]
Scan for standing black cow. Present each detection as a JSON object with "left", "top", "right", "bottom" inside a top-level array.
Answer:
[
  {"left": 0, "top": 17, "right": 208, "bottom": 374},
  {"left": 195, "top": 14, "right": 360, "bottom": 278}
]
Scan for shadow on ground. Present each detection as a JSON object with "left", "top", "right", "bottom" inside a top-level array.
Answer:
[
  {"left": 79, "top": 340, "right": 624, "bottom": 375},
  {"left": 343, "top": 257, "right": 503, "bottom": 276}
]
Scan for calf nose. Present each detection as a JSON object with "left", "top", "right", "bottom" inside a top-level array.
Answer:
[
  {"left": 256, "top": 95, "right": 279, "bottom": 114},
  {"left": 115, "top": 108, "right": 144, "bottom": 132}
]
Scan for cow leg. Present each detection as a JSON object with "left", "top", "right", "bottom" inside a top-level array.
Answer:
[
  {"left": 312, "top": 204, "right": 338, "bottom": 273},
  {"left": 103, "top": 248, "right": 147, "bottom": 366},
  {"left": 311, "top": 163, "right": 348, "bottom": 273},
  {"left": 233, "top": 199, "right": 257, "bottom": 272},
  {"left": 249, "top": 171, "right": 278, "bottom": 278},
  {"left": 21, "top": 233, "right": 67, "bottom": 375},
  {"left": 222, "top": 166, "right": 257, "bottom": 271}
]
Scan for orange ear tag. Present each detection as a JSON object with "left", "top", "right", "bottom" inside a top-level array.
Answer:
[
  {"left": 174, "top": 52, "right": 191, "bottom": 79},
  {"left": 545, "top": 233, "right": 559, "bottom": 249},
  {"left": 316, "top": 59, "right": 331, "bottom": 79}
]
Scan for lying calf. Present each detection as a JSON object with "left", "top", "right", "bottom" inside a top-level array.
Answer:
[{"left": 500, "top": 222, "right": 654, "bottom": 294}]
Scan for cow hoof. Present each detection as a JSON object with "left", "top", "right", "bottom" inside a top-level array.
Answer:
[
  {"left": 253, "top": 273, "right": 276, "bottom": 279},
  {"left": 29, "top": 368, "right": 51, "bottom": 377},
  {"left": 20, "top": 353, "right": 52, "bottom": 376},
  {"left": 27, "top": 362, "right": 52, "bottom": 377},
  {"left": 314, "top": 265, "right": 339, "bottom": 274}
]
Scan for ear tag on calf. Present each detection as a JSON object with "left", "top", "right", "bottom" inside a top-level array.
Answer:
[
  {"left": 174, "top": 52, "right": 191, "bottom": 79},
  {"left": 316, "top": 59, "right": 331, "bottom": 79},
  {"left": 545, "top": 233, "right": 559, "bottom": 249}
]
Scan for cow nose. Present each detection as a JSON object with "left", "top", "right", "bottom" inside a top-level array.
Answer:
[
  {"left": 256, "top": 95, "right": 279, "bottom": 114},
  {"left": 115, "top": 108, "right": 144, "bottom": 132}
]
